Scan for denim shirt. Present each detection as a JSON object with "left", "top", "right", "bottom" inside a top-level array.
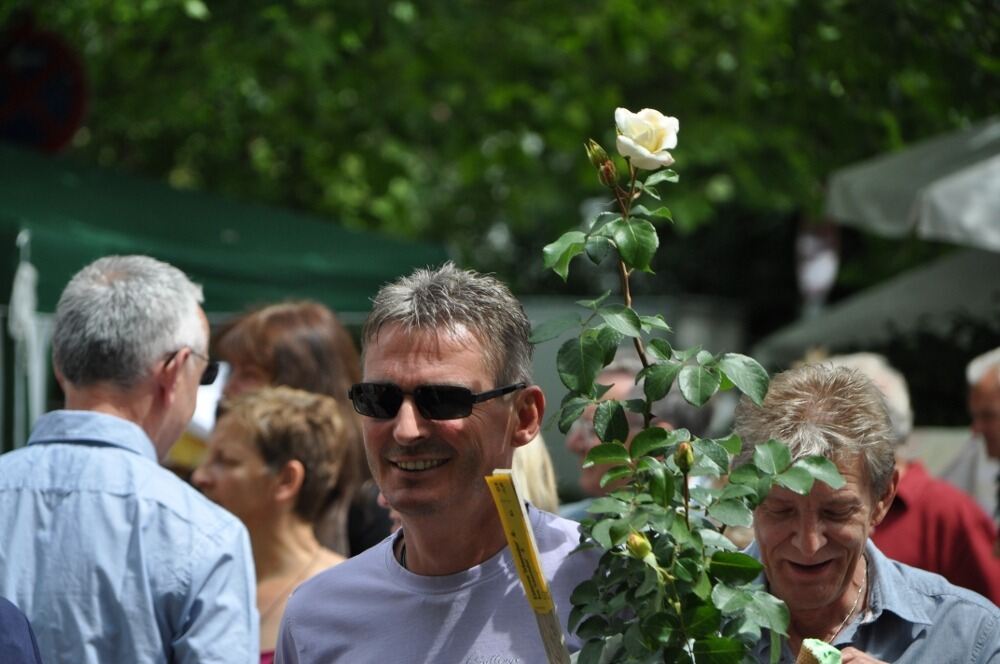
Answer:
[
  {"left": 747, "top": 540, "right": 1000, "bottom": 663},
  {"left": 0, "top": 410, "right": 259, "bottom": 664}
]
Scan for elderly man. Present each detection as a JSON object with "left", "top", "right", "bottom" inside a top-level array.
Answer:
[
  {"left": 737, "top": 364, "right": 1000, "bottom": 664},
  {"left": 827, "top": 353, "right": 999, "bottom": 603},
  {"left": 941, "top": 347, "right": 1000, "bottom": 518},
  {"left": 0, "top": 256, "right": 258, "bottom": 664},
  {"left": 276, "top": 263, "right": 598, "bottom": 663}
]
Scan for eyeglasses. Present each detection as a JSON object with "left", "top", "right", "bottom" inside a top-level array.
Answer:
[
  {"left": 165, "top": 348, "right": 220, "bottom": 386},
  {"left": 347, "top": 382, "right": 527, "bottom": 420}
]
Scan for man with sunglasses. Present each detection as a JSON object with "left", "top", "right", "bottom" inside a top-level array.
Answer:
[
  {"left": 0, "top": 255, "right": 257, "bottom": 664},
  {"left": 276, "top": 263, "right": 599, "bottom": 663}
]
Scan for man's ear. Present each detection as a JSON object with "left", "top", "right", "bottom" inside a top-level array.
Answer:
[
  {"left": 274, "top": 460, "right": 306, "bottom": 505},
  {"left": 870, "top": 465, "right": 900, "bottom": 528},
  {"left": 155, "top": 349, "right": 187, "bottom": 404},
  {"left": 510, "top": 385, "right": 545, "bottom": 449}
]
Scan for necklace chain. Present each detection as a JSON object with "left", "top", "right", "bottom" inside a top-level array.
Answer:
[{"left": 827, "top": 555, "right": 868, "bottom": 643}]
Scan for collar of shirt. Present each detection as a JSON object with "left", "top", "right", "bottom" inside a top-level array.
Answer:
[
  {"left": 27, "top": 410, "right": 158, "bottom": 462},
  {"left": 852, "top": 541, "right": 933, "bottom": 634}
]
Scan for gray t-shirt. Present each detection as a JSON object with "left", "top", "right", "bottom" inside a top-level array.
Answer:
[{"left": 275, "top": 507, "right": 600, "bottom": 664}]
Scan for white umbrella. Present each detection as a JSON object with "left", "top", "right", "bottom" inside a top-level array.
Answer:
[{"left": 826, "top": 117, "right": 1000, "bottom": 251}]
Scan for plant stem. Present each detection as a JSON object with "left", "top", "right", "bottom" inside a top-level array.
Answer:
[{"left": 682, "top": 475, "right": 690, "bottom": 529}]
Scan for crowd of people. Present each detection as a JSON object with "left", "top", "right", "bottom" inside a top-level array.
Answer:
[{"left": 0, "top": 254, "right": 997, "bottom": 663}]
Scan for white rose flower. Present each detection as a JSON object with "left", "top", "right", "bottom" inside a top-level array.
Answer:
[{"left": 614, "top": 107, "right": 679, "bottom": 170}]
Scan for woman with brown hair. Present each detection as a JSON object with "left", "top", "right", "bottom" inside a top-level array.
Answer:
[
  {"left": 214, "top": 300, "right": 390, "bottom": 555},
  {"left": 193, "top": 387, "right": 347, "bottom": 663}
]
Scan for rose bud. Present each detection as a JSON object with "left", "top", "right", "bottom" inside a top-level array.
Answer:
[
  {"left": 626, "top": 531, "right": 653, "bottom": 559},
  {"left": 674, "top": 441, "right": 694, "bottom": 474}
]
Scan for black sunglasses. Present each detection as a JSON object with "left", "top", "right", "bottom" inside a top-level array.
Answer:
[
  {"left": 165, "top": 348, "right": 220, "bottom": 386},
  {"left": 348, "top": 382, "right": 527, "bottom": 420}
]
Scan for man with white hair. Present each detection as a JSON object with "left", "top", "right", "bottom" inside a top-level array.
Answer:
[
  {"left": 0, "top": 256, "right": 258, "bottom": 664},
  {"left": 827, "top": 353, "right": 999, "bottom": 604},
  {"left": 941, "top": 347, "right": 1000, "bottom": 520}
]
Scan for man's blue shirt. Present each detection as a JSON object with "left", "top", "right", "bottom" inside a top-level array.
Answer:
[
  {"left": 747, "top": 539, "right": 1000, "bottom": 663},
  {"left": 0, "top": 410, "right": 258, "bottom": 664}
]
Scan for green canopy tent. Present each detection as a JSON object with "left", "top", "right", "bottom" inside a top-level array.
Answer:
[{"left": 0, "top": 143, "right": 449, "bottom": 447}]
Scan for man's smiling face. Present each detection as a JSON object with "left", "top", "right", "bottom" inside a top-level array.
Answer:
[
  {"left": 753, "top": 453, "right": 895, "bottom": 613},
  {"left": 360, "top": 323, "right": 519, "bottom": 521}
]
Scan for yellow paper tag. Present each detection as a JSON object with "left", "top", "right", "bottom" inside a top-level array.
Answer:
[{"left": 486, "top": 469, "right": 555, "bottom": 614}]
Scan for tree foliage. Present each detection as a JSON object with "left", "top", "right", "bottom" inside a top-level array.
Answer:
[{"left": 4, "top": 1, "right": 997, "bottom": 312}]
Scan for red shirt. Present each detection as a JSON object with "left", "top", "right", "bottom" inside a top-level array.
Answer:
[{"left": 872, "top": 460, "right": 1000, "bottom": 604}]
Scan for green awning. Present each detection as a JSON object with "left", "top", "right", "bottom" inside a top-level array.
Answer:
[{"left": 0, "top": 143, "right": 449, "bottom": 314}]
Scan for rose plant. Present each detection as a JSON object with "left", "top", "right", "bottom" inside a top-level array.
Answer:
[{"left": 535, "top": 108, "right": 843, "bottom": 663}]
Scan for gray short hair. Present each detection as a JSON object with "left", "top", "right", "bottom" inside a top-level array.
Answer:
[
  {"left": 362, "top": 262, "right": 533, "bottom": 385},
  {"left": 53, "top": 255, "right": 205, "bottom": 388},
  {"left": 825, "top": 353, "right": 912, "bottom": 447},
  {"left": 734, "top": 363, "right": 896, "bottom": 499},
  {"left": 967, "top": 346, "right": 1000, "bottom": 386}
]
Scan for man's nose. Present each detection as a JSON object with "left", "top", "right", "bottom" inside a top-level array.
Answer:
[
  {"left": 393, "top": 397, "right": 428, "bottom": 443},
  {"left": 791, "top": 513, "right": 827, "bottom": 557}
]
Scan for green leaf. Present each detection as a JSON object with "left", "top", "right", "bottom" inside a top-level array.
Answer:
[
  {"left": 600, "top": 465, "right": 632, "bottom": 488},
  {"left": 556, "top": 335, "right": 604, "bottom": 392},
  {"left": 641, "top": 361, "right": 683, "bottom": 402},
  {"left": 576, "top": 290, "right": 612, "bottom": 310},
  {"left": 707, "top": 499, "right": 753, "bottom": 527},
  {"left": 719, "top": 483, "right": 756, "bottom": 501},
  {"left": 718, "top": 353, "right": 770, "bottom": 406},
  {"left": 558, "top": 396, "right": 590, "bottom": 434},
  {"left": 678, "top": 365, "right": 721, "bottom": 406},
  {"left": 746, "top": 589, "right": 790, "bottom": 635},
  {"left": 588, "top": 211, "right": 621, "bottom": 233},
  {"left": 571, "top": 579, "right": 600, "bottom": 605},
  {"left": 594, "top": 400, "right": 629, "bottom": 443},
  {"left": 643, "top": 613, "right": 676, "bottom": 645},
  {"left": 599, "top": 304, "right": 643, "bottom": 338},
  {"left": 578, "top": 638, "right": 605, "bottom": 664},
  {"left": 709, "top": 551, "right": 764, "bottom": 584},
  {"left": 699, "top": 529, "right": 738, "bottom": 552},
  {"left": 753, "top": 440, "right": 792, "bottom": 475},
  {"left": 646, "top": 338, "right": 674, "bottom": 361},
  {"left": 583, "top": 442, "right": 630, "bottom": 467},
  {"left": 585, "top": 234, "right": 612, "bottom": 265},
  {"left": 692, "top": 636, "right": 743, "bottom": 664},
  {"left": 639, "top": 314, "right": 671, "bottom": 333},
  {"left": 774, "top": 465, "right": 815, "bottom": 495},
  {"left": 673, "top": 345, "right": 702, "bottom": 362},
  {"left": 728, "top": 464, "right": 762, "bottom": 486},
  {"left": 694, "top": 438, "right": 730, "bottom": 475},
  {"left": 715, "top": 433, "right": 743, "bottom": 457},
  {"left": 649, "top": 206, "right": 673, "bottom": 221},
  {"left": 542, "top": 230, "right": 586, "bottom": 280},
  {"left": 630, "top": 427, "right": 672, "bottom": 459},
  {"left": 684, "top": 602, "right": 722, "bottom": 637},
  {"left": 587, "top": 496, "right": 629, "bottom": 516},
  {"left": 636, "top": 564, "right": 661, "bottom": 598},
  {"left": 529, "top": 313, "right": 580, "bottom": 343},
  {"left": 711, "top": 583, "right": 754, "bottom": 612},
  {"left": 794, "top": 456, "right": 846, "bottom": 490},
  {"left": 608, "top": 217, "right": 658, "bottom": 272},
  {"left": 576, "top": 615, "right": 610, "bottom": 640},
  {"left": 646, "top": 465, "right": 674, "bottom": 507},
  {"left": 696, "top": 350, "right": 715, "bottom": 365},
  {"left": 644, "top": 169, "right": 680, "bottom": 186},
  {"left": 594, "top": 325, "right": 625, "bottom": 365}
]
